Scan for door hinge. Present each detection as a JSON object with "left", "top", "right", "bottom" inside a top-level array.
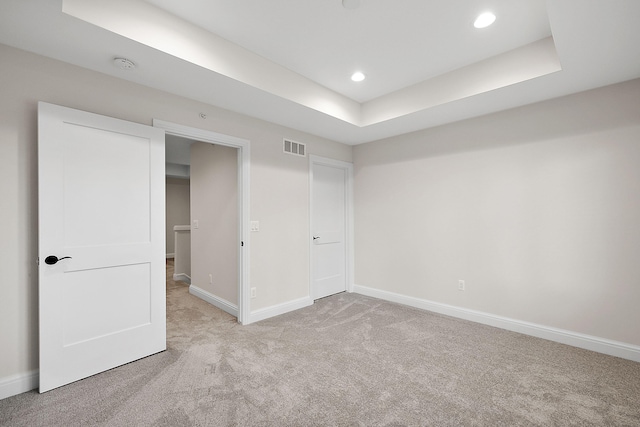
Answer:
[{"left": 36, "top": 257, "right": 40, "bottom": 266}]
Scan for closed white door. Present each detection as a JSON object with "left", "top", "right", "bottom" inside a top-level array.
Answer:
[
  {"left": 38, "top": 102, "right": 166, "bottom": 392},
  {"left": 311, "top": 160, "right": 349, "bottom": 299}
]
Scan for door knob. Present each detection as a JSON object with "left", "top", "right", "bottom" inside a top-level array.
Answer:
[{"left": 44, "top": 255, "right": 72, "bottom": 265}]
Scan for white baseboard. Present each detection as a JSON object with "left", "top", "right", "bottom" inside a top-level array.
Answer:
[
  {"left": 249, "top": 296, "right": 314, "bottom": 324},
  {"left": 189, "top": 285, "right": 238, "bottom": 317},
  {"left": 173, "top": 273, "right": 191, "bottom": 284},
  {"left": 352, "top": 284, "right": 640, "bottom": 363},
  {"left": 0, "top": 370, "right": 38, "bottom": 400}
]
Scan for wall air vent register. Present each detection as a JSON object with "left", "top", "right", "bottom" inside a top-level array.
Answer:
[{"left": 283, "top": 138, "right": 306, "bottom": 157}]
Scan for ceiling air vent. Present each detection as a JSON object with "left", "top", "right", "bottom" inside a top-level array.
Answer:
[{"left": 283, "top": 139, "right": 306, "bottom": 157}]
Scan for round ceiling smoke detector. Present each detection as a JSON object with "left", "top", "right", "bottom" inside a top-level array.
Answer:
[
  {"left": 342, "top": 0, "right": 360, "bottom": 10},
  {"left": 113, "top": 57, "right": 136, "bottom": 70}
]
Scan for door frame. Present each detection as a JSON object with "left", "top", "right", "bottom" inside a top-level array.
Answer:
[
  {"left": 153, "top": 120, "right": 251, "bottom": 325},
  {"left": 309, "top": 155, "right": 354, "bottom": 300}
]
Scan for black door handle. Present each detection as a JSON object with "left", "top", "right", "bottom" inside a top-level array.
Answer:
[
  {"left": 45, "top": 255, "right": 72, "bottom": 265},
  {"left": 313, "top": 236, "right": 320, "bottom": 240}
]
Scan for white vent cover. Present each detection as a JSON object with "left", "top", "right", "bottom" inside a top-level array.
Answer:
[{"left": 283, "top": 139, "right": 306, "bottom": 157}]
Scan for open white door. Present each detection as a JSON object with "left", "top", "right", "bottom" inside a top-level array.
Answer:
[
  {"left": 38, "top": 102, "right": 166, "bottom": 392},
  {"left": 311, "top": 157, "right": 352, "bottom": 300}
]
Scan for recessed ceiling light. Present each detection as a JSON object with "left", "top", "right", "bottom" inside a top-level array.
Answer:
[
  {"left": 474, "top": 12, "right": 496, "bottom": 29},
  {"left": 351, "top": 71, "right": 365, "bottom": 82}
]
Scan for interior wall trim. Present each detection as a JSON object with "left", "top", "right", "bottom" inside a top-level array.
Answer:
[
  {"left": 173, "top": 274, "right": 191, "bottom": 285},
  {"left": 249, "top": 296, "right": 313, "bottom": 324},
  {"left": 352, "top": 284, "right": 640, "bottom": 363},
  {"left": 153, "top": 119, "right": 251, "bottom": 325},
  {"left": 0, "top": 370, "right": 39, "bottom": 400},
  {"left": 189, "top": 285, "right": 238, "bottom": 318}
]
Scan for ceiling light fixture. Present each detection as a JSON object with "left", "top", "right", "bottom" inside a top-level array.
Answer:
[
  {"left": 113, "top": 57, "right": 136, "bottom": 70},
  {"left": 351, "top": 71, "right": 365, "bottom": 82},
  {"left": 474, "top": 12, "right": 496, "bottom": 29},
  {"left": 342, "top": 0, "right": 361, "bottom": 10}
]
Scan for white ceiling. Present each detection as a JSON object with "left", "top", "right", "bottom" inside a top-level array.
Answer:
[
  {"left": 1, "top": 0, "right": 639, "bottom": 145},
  {"left": 146, "top": 0, "right": 552, "bottom": 103}
]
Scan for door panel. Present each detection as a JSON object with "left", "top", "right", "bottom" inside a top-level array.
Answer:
[
  {"left": 61, "top": 263, "right": 151, "bottom": 346},
  {"left": 61, "top": 124, "right": 151, "bottom": 246},
  {"left": 311, "top": 162, "right": 347, "bottom": 299},
  {"left": 38, "top": 102, "right": 166, "bottom": 392}
]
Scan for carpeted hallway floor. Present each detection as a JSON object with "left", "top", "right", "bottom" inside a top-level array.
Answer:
[{"left": 1, "top": 261, "right": 639, "bottom": 426}]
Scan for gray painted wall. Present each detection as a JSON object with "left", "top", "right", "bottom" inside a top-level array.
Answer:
[
  {"left": 354, "top": 79, "right": 640, "bottom": 346},
  {"left": 190, "top": 142, "right": 238, "bottom": 305}
]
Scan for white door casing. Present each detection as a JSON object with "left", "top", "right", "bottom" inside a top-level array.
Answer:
[
  {"left": 310, "top": 156, "right": 354, "bottom": 300},
  {"left": 38, "top": 102, "right": 166, "bottom": 392},
  {"left": 152, "top": 120, "right": 251, "bottom": 325}
]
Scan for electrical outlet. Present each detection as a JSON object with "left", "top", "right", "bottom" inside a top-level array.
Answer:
[
  {"left": 193, "top": 219, "right": 199, "bottom": 229},
  {"left": 209, "top": 274, "right": 213, "bottom": 284},
  {"left": 250, "top": 287, "right": 257, "bottom": 298},
  {"left": 458, "top": 280, "right": 465, "bottom": 291},
  {"left": 251, "top": 221, "right": 260, "bottom": 232}
]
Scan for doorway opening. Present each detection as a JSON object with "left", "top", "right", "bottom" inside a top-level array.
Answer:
[{"left": 156, "top": 120, "right": 250, "bottom": 324}]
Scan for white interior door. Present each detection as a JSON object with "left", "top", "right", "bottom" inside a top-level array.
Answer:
[
  {"left": 38, "top": 102, "right": 166, "bottom": 392},
  {"left": 311, "top": 160, "right": 349, "bottom": 300}
]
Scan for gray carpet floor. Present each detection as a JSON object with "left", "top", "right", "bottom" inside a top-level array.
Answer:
[{"left": 1, "top": 263, "right": 639, "bottom": 426}]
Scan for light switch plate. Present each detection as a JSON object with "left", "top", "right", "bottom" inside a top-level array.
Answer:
[{"left": 251, "top": 221, "right": 259, "bottom": 232}]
